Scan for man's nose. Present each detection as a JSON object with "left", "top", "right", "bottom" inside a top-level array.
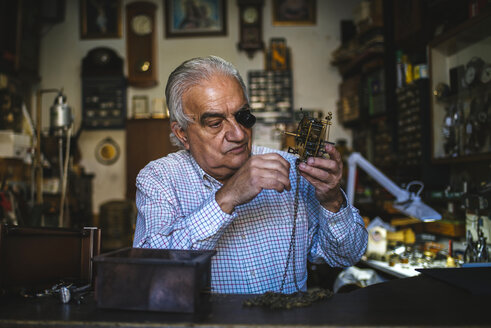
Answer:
[{"left": 225, "top": 119, "right": 246, "bottom": 141}]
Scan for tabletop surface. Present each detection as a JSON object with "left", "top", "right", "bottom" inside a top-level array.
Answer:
[{"left": 0, "top": 273, "right": 489, "bottom": 327}]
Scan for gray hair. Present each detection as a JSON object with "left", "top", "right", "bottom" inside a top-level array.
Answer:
[{"left": 165, "top": 56, "right": 249, "bottom": 148}]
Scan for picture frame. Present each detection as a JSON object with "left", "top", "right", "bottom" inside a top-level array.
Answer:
[
  {"left": 80, "top": 0, "right": 122, "bottom": 39},
  {"left": 272, "top": 0, "right": 316, "bottom": 26},
  {"left": 132, "top": 95, "right": 150, "bottom": 118},
  {"left": 165, "top": 0, "right": 227, "bottom": 38}
]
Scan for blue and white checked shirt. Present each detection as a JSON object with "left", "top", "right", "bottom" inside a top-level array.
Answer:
[{"left": 134, "top": 145, "right": 368, "bottom": 294}]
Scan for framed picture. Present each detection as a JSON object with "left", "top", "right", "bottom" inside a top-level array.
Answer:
[
  {"left": 165, "top": 0, "right": 227, "bottom": 38},
  {"left": 132, "top": 95, "right": 150, "bottom": 118},
  {"left": 272, "top": 0, "right": 316, "bottom": 26},
  {"left": 80, "top": 0, "right": 122, "bottom": 39}
]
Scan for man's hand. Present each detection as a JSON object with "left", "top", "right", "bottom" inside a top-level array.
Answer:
[
  {"left": 298, "top": 144, "right": 344, "bottom": 212},
  {"left": 216, "top": 153, "right": 291, "bottom": 214}
]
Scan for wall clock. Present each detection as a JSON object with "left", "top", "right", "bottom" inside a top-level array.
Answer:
[
  {"left": 126, "top": 1, "right": 158, "bottom": 88},
  {"left": 237, "top": 0, "right": 264, "bottom": 58}
]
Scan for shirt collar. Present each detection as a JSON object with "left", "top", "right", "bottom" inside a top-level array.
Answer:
[
  {"left": 187, "top": 151, "right": 222, "bottom": 189},
  {"left": 187, "top": 146, "right": 259, "bottom": 189}
]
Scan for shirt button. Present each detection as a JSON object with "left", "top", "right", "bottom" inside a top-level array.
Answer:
[
  {"left": 250, "top": 270, "right": 255, "bottom": 277},
  {"left": 241, "top": 234, "right": 246, "bottom": 239},
  {"left": 330, "top": 221, "right": 336, "bottom": 226}
]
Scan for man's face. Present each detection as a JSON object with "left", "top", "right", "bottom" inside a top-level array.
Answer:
[{"left": 173, "top": 74, "right": 252, "bottom": 183}]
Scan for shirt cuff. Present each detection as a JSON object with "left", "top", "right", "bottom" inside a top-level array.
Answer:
[
  {"left": 188, "top": 193, "right": 237, "bottom": 244},
  {"left": 319, "top": 189, "right": 354, "bottom": 237}
]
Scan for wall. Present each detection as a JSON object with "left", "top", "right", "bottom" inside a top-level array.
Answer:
[{"left": 37, "top": 0, "right": 359, "bottom": 213}]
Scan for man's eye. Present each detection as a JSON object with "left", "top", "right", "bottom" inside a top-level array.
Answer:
[{"left": 208, "top": 121, "right": 222, "bottom": 128}]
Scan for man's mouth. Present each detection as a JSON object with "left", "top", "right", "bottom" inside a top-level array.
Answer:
[{"left": 227, "top": 144, "right": 248, "bottom": 154}]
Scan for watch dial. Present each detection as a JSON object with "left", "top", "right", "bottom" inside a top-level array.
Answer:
[
  {"left": 131, "top": 15, "right": 152, "bottom": 36},
  {"left": 480, "top": 64, "right": 491, "bottom": 84},
  {"left": 243, "top": 7, "right": 258, "bottom": 24}
]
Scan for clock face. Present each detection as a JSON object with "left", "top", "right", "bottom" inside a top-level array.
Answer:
[
  {"left": 131, "top": 15, "right": 153, "bottom": 36},
  {"left": 243, "top": 6, "right": 258, "bottom": 24},
  {"left": 480, "top": 64, "right": 491, "bottom": 84}
]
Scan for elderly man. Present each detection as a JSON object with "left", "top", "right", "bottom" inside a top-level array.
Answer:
[{"left": 133, "top": 56, "right": 367, "bottom": 294}]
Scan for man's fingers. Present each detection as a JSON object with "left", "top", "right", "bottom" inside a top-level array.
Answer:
[
  {"left": 248, "top": 154, "right": 292, "bottom": 191},
  {"left": 302, "top": 158, "right": 340, "bottom": 175},
  {"left": 305, "top": 145, "right": 342, "bottom": 170},
  {"left": 299, "top": 162, "right": 330, "bottom": 181},
  {"left": 251, "top": 153, "right": 291, "bottom": 172},
  {"left": 260, "top": 178, "right": 291, "bottom": 192},
  {"left": 324, "top": 143, "right": 342, "bottom": 163},
  {"left": 250, "top": 168, "right": 291, "bottom": 192}
]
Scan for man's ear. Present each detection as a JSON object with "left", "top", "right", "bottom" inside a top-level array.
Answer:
[{"left": 171, "top": 122, "right": 189, "bottom": 150}]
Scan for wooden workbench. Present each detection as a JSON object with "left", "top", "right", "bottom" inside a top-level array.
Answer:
[{"left": 0, "top": 274, "right": 488, "bottom": 327}]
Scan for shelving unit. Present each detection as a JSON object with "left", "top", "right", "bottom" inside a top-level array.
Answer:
[
  {"left": 332, "top": 0, "right": 396, "bottom": 172},
  {"left": 429, "top": 10, "right": 491, "bottom": 163}
]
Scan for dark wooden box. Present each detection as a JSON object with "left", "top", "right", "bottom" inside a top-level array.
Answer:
[
  {"left": 93, "top": 247, "right": 215, "bottom": 313},
  {"left": 0, "top": 224, "right": 101, "bottom": 293}
]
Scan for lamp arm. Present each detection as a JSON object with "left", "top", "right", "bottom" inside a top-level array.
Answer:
[{"left": 347, "top": 152, "right": 410, "bottom": 204}]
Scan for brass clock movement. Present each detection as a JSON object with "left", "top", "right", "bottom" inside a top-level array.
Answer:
[
  {"left": 285, "top": 110, "right": 333, "bottom": 161},
  {"left": 126, "top": 1, "right": 158, "bottom": 88},
  {"left": 237, "top": 0, "right": 264, "bottom": 58}
]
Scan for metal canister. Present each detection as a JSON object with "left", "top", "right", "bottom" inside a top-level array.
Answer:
[{"left": 50, "top": 93, "right": 73, "bottom": 129}]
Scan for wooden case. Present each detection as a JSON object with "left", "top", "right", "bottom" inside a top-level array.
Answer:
[{"left": 0, "top": 224, "right": 101, "bottom": 293}]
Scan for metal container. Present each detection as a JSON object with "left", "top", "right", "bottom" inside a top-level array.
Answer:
[
  {"left": 93, "top": 247, "right": 215, "bottom": 313},
  {"left": 50, "top": 94, "right": 73, "bottom": 129}
]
